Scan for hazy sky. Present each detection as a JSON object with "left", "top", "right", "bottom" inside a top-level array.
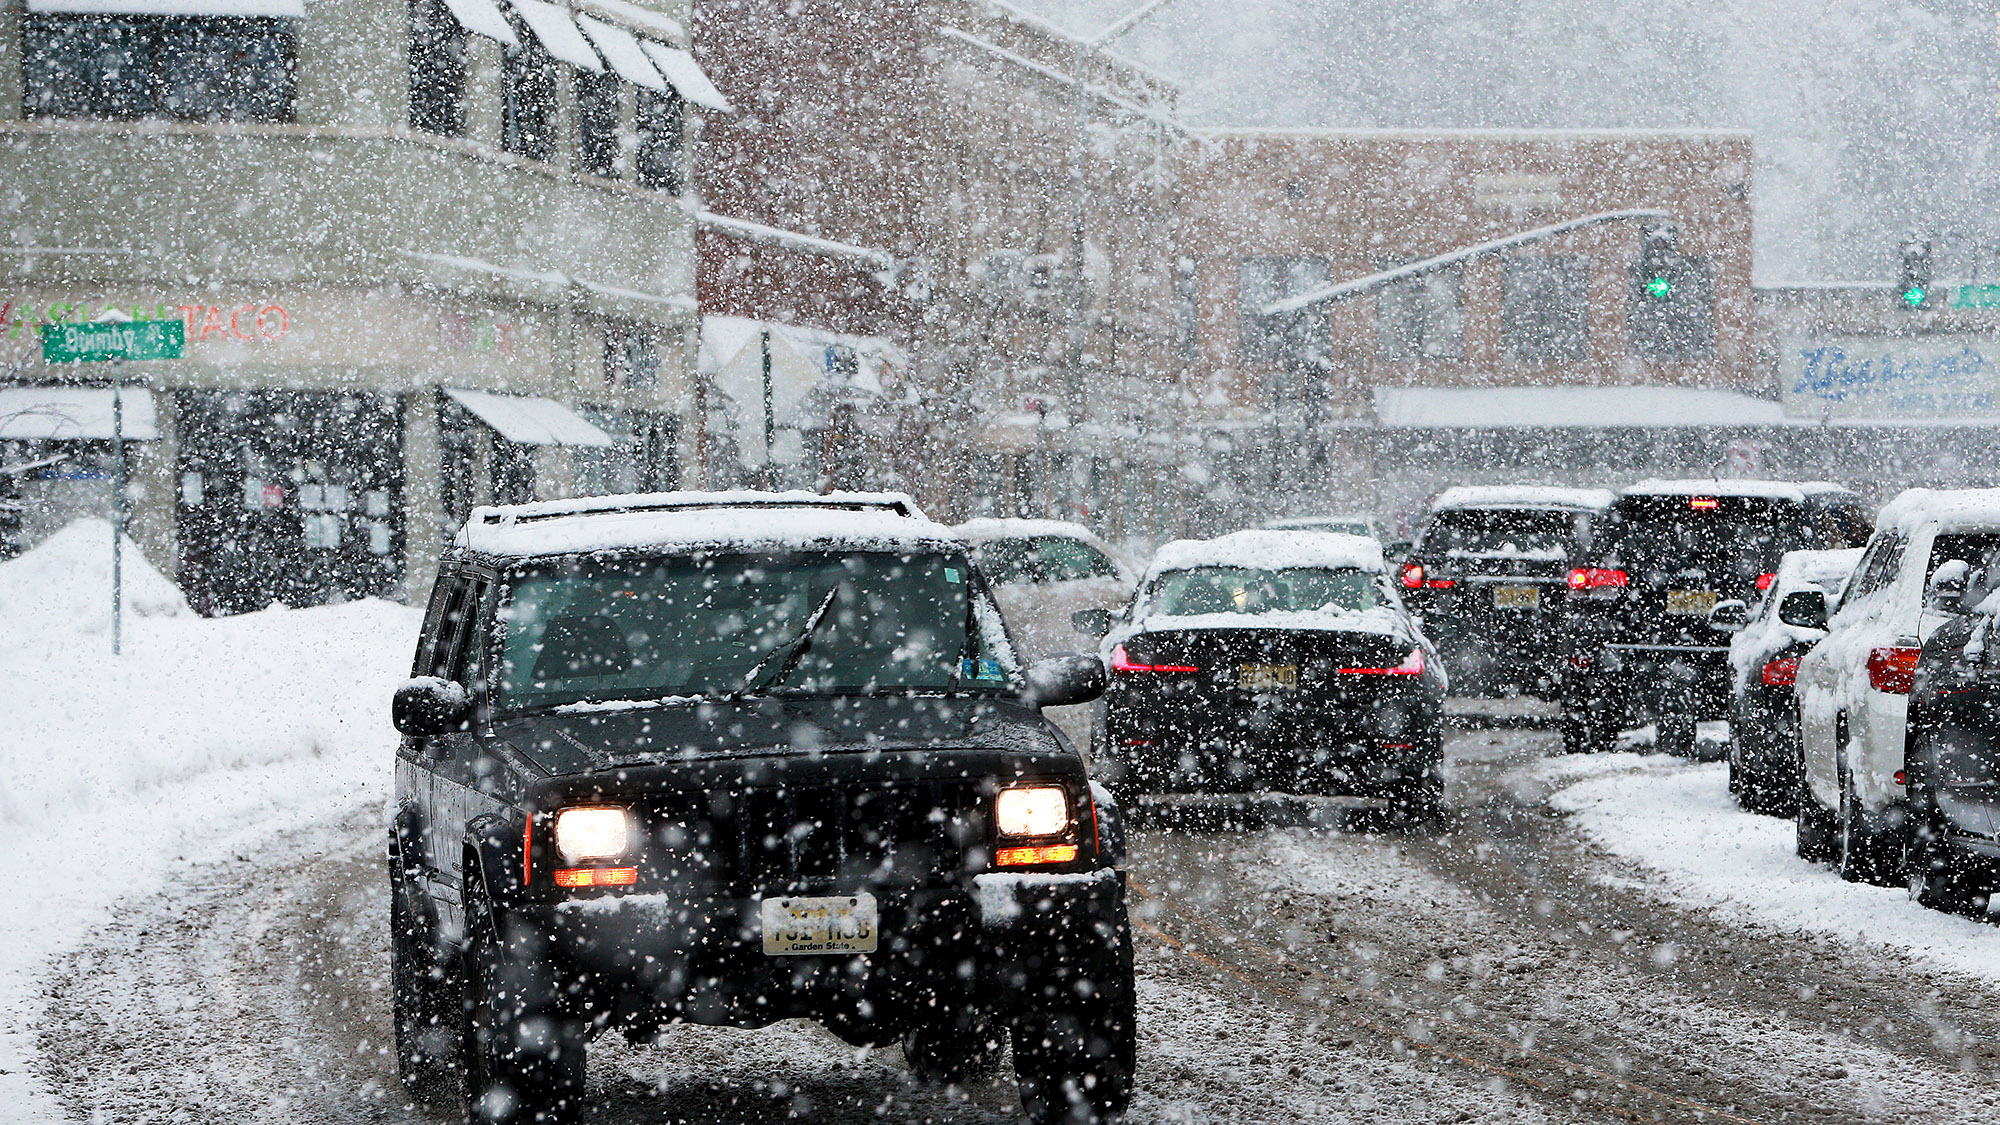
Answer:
[{"left": 1009, "top": 0, "right": 2000, "bottom": 284}]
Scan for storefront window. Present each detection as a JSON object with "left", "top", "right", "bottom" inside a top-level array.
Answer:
[
  {"left": 501, "top": 37, "right": 557, "bottom": 161},
  {"left": 23, "top": 15, "right": 296, "bottom": 122},
  {"left": 603, "top": 323, "right": 661, "bottom": 389},
  {"left": 407, "top": 0, "right": 466, "bottom": 136},
  {"left": 635, "top": 88, "right": 683, "bottom": 193},
  {"left": 576, "top": 70, "right": 621, "bottom": 178}
]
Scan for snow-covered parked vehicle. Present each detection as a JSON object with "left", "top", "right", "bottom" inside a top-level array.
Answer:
[
  {"left": 1797, "top": 489, "right": 2000, "bottom": 886},
  {"left": 1397, "top": 486, "right": 1613, "bottom": 698},
  {"left": 1560, "top": 480, "right": 1871, "bottom": 757},
  {"left": 1903, "top": 572, "right": 2000, "bottom": 916},
  {"left": 954, "top": 517, "right": 1138, "bottom": 660},
  {"left": 1088, "top": 529, "right": 1447, "bottom": 818},
  {"left": 388, "top": 491, "right": 1135, "bottom": 1125},
  {"left": 1711, "top": 546, "right": 1862, "bottom": 815}
]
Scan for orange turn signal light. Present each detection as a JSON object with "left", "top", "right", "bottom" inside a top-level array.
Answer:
[
  {"left": 553, "top": 866, "right": 637, "bottom": 888},
  {"left": 996, "top": 844, "right": 1079, "bottom": 867}
]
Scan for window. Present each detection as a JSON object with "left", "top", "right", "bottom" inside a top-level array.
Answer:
[
  {"left": 408, "top": 0, "right": 467, "bottom": 136},
  {"left": 1627, "top": 254, "right": 1715, "bottom": 359},
  {"left": 1377, "top": 269, "right": 1464, "bottom": 360},
  {"left": 1148, "top": 567, "right": 1380, "bottom": 616},
  {"left": 973, "top": 537, "right": 1119, "bottom": 585},
  {"left": 1237, "top": 256, "right": 1327, "bottom": 365},
  {"left": 1502, "top": 255, "right": 1590, "bottom": 361},
  {"left": 575, "top": 69, "right": 620, "bottom": 177},
  {"left": 603, "top": 323, "right": 660, "bottom": 389},
  {"left": 1839, "top": 531, "right": 1906, "bottom": 611},
  {"left": 24, "top": 15, "right": 295, "bottom": 122},
  {"left": 635, "top": 88, "right": 684, "bottom": 192},
  {"left": 501, "top": 36, "right": 558, "bottom": 161}
]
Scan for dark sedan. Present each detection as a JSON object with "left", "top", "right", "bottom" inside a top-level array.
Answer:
[
  {"left": 1087, "top": 531, "right": 1447, "bottom": 819},
  {"left": 1905, "top": 567, "right": 2000, "bottom": 917}
]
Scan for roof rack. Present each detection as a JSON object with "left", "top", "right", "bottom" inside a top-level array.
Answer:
[{"left": 471, "top": 489, "right": 924, "bottom": 528}]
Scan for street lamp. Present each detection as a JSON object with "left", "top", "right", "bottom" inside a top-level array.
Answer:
[{"left": 1064, "top": 0, "right": 1186, "bottom": 423}]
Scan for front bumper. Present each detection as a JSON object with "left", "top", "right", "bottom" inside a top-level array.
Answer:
[{"left": 511, "top": 869, "right": 1127, "bottom": 1031}]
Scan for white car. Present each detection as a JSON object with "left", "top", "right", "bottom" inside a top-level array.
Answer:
[
  {"left": 1262, "top": 513, "right": 1387, "bottom": 542},
  {"left": 953, "top": 518, "right": 1138, "bottom": 662},
  {"left": 1796, "top": 489, "right": 2000, "bottom": 884}
]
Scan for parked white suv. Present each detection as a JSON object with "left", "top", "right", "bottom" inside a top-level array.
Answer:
[{"left": 1796, "top": 489, "right": 2000, "bottom": 883}]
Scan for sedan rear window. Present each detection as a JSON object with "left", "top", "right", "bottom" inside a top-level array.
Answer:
[
  {"left": 1420, "top": 508, "right": 1580, "bottom": 560},
  {"left": 1148, "top": 566, "right": 1379, "bottom": 616}
]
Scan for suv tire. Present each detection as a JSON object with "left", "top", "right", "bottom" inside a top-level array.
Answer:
[
  {"left": 1012, "top": 928, "right": 1137, "bottom": 1125},
  {"left": 1560, "top": 692, "right": 1613, "bottom": 755},
  {"left": 1836, "top": 772, "right": 1902, "bottom": 887},
  {"left": 390, "top": 866, "right": 456, "bottom": 1090},
  {"left": 904, "top": 1004, "right": 1002, "bottom": 1084},
  {"left": 461, "top": 888, "right": 586, "bottom": 1125},
  {"left": 1794, "top": 774, "right": 1838, "bottom": 863}
]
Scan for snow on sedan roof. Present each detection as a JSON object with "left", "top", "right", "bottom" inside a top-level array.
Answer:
[
  {"left": 1621, "top": 479, "right": 1809, "bottom": 502},
  {"left": 1431, "top": 485, "right": 1615, "bottom": 512},
  {"left": 952, "top": 517, "right": 1100, "bottom": 544},
  {"left": 1146, "top": 529, "right": 1384, "bottom": 578},
  {"left": 457, "top": 490, "right": 962, "bottom": 558},
  {"left": 1875, "top": 488, "right": 2000, "bottom": 535}
]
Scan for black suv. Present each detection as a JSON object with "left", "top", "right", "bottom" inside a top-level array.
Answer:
[
  {"left": 1397, "top": 486, "right": 1613, "bottom": 697},
  {"left": 1559, "top": 480, "right": 1871, "bottom": 756},
  {"left": 388, "top": 492, "right": 1133, "bottom": 1125}
]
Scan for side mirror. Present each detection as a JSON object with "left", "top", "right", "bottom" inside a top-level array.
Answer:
[
  {"left": 1928, "top": 559, "right": 1972, "bottom": 613},
  {"left": 1777, "top": 590, "right": 1829, "bottom": 631},
  {"left": 393, "top": 676, "right": 472, "bottom": 737},
  {"left": 1024, "top": 652, "right": 1107, "bottom": 708},
  {"left": 1071, "top": 607, "right": 1117, "bottom": 636},
  {"left": 1707, "top": 599, "right": 1751, "bottom": 632}
]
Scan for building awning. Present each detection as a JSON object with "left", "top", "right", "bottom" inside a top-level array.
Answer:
[
  {"left": 574, "top": 0, "right": 683, "bottom": 40},
  {"left": 639, "top": 42, "right": 731, "bottom": 111},
  {"left": 26, "top": 0, "right": 305, "bottom": 15},
  {"left": 440, "top": 0, "right": 518, "bottom": 46},
  {"left": 0, "top": 386, "right": 159, "bottom": 441},
  {"left": 1372, "top": 385, "right": 1789, "bottom": 429},
  {"left": 505, "top": 0, "right": 604, "bottom": 72},
  {"left": 444, "top": 388, "right": 614, "bottom": 447},
  {"left": 576, "top": 14, "right": 667, "bottom": 91}
]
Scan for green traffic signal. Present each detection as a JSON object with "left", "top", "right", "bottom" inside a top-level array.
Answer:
[
  {"left": 1645, "top": 275, "right": 1673, "bottom": 300},
  {"left": 1901, "top": 285, "right": 1927, "bottom": 307}
]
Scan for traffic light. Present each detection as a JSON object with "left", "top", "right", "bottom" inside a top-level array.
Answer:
[
  {"left": 1898, "top": 238, "right": 1935, "bottom": 309},
  {"left": 1629, "top": 222, "right": 1714, "bottom": 358},
  {"left": 1639, "top": 224, "right": 1677, "bottom": 301}
]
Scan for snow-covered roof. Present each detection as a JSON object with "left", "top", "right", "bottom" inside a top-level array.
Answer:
[
  {"left": 1146, "top": 530, "right": 1385, "bottom": 577},
  {"left": 443, "top": 388, "right": 614, "bottom": 447},
  {"left": 457, "top": 490, "right": 955, "bottom": 558},
  {"left": 0, "top": 386, "right": 159, "bottom": 441},
  {"left": 953, "top": 517, "right": 1100, "bottom": 544},
  {"left": 1777, "top": 547, "right": 1864, "bottom": 592},
  {"left": 440, "top": 0, "right": 518, "bottom": 45},
  {"left": 1621, "top": 479, "right": 1809, "bottom": 502},
  {"left": 1875, "top": 488, "right": 2000, "bottom": 536},
  {"left": 576, "top": 14, "right": 669, "bottom": 91},
  {"left": 1374, "top": 385, "right": 1788, "bottom": 429},
  {"left": 507, "top": 0, "right": 606, "bottom": 72},
  {"left": 1431, "top": 485, "right": 1615, "bottom": 512},
  {"left": 574, "top": 0, "right": 685, "bottom": 41}
]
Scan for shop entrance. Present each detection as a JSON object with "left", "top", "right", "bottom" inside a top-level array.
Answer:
[{"left": 176, "top": 390, "right": 404, "bottom": 616}]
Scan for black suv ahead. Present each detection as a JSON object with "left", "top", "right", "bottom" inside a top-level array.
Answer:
[
  {"left": 388, "top": 492, "right": 1132, "bottom": 1125},
  {"left": 1559, "top": 480, "right": 1871, "bottom": 757},
  {"left": 1397, "top": 486, "right": 1613, "bottom": 697}
]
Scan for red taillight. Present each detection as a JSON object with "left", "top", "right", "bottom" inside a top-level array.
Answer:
[
  {"left": 1340, "top": 648, "right": 1425, "bottom": 676},
  {"left": 1690, "top": 497, "right": 1719, "bottom": 510},
  {"left": 1866, "top": 646, "right": 1921, "bottom": 695},
  {"left": 1756, "top": 572, "right": 1776, "bottom": 591},
  {"left": 1567, "top": 567, "right": 1628, "bottom": 590},
  {"left": 1760, "top": 655, "right": 1800, "bottom": 687},
  {"left": 1399, "top": 562, "right": 1424, "bottom": 589},
  {"left": 1110, "top": 643, "right": 1198, "bottom": 674},
  {"left": 1425, "top": 578, "right": 1456, "bottom": 588}
]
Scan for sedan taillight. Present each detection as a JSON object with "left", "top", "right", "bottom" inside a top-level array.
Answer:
[
  {"left": 1760, "top": 655, "right": 1800, "bottom": 687},
  {"left": 1866, "top": 646, "right": 1922, "bottom": 695},
  {"left": 1109, "top": 643, "right": 1198, "bottom": 674},
  {"left": 1567, "top": 567, "right": 1628, "bottom": 591}
]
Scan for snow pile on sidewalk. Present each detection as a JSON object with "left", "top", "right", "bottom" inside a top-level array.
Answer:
[
  {"left": 0, "top": 519, "right": 420, "bottom": 1121},
  {"left": 1540, "top": 753, "right": 2000, "bottom": 981}
]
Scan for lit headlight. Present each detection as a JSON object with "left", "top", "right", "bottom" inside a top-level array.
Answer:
[
  {"left": 995, "top": 785, "right": 1071, "bottom": 839},
  {"left": 553, "top": 806, "right": 634, "bottom": 863}
]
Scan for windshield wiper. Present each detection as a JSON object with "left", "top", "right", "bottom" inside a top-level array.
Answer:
[{"left": 734, "top": 583, "right": 843, "bottom": 696}]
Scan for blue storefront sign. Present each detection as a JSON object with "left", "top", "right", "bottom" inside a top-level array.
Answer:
[{"left": 1781, "top": 336, "right": 2000, "bottom": 419}]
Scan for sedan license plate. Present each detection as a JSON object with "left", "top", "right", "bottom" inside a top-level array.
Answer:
[
  {"left": 1493, "top": 584, "right": 1540, "bottom": 609},
  {"left": 761, "top": 893, "right": 879, "bottom": 956},
  {"left": 1665, "top": 589, "right": 1717, "bottom": 616},
  {"left": 1238, "top": 663, "right": 1298, "bottom": 691}
]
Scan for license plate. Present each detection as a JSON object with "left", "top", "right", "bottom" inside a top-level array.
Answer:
[
  {"left": 760, "top": 893, "right": 879, "bottom": 956},
  {"left": 1493, "top": 585, "right": 1540, "bottom": 609},
  {"left": 1665, "top": 589, "right": 1717, "bottom": 616},
  {"left": 1238, "top": 664, "right": 1298, "bottom": 690}
]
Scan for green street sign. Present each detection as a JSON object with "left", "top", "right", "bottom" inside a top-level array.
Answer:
[{"left": 40, "top": 318, "right": 185, "bottom": 363}]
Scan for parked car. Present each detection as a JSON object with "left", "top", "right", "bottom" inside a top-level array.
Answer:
[
  {"left": 1797, "top": 488, "right": 2000, "bottom": 886},
  {"left": 954, "top": 517, "right": 1137, "bottom": 660},
  {"left": 1904, "top": 571, "right": 2000, "bottom": 916},
  {"left": 1262, "top": 513, "right": 1387, "bottom": 542},
  {"left": 389, "top": 491, "right": 1134, "bottom": 1125},
  {"left": 1561, "top": 480, "right": 1872, "bottom": 757},
  {"left": 1085, "top": 529, "right": 1447, "bottom": 819},
  {"left": 1710, "top": 546, "right": 1862, "bottom": 815},
  {"left": 1398, "top": 486, "right": 1614, "bottom": 698}
]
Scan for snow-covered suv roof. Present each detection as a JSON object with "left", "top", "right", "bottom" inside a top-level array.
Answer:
[
  {"left": 1431, "top": 485, "right": 1615, "bottom": 512},
  {"left": 456, "top": 490, "right": 960, "bottom": 558},
  {"left": 952, "top": 517, "right": 1100, "bottom": 544},
  {"left": 1621, "top": 479, "right": 1812, "bottom": 502},
  {"left": 1147, "top": 530, "right": 1384, "bottom": 578},
  {"left": 1876, "top": 488, "right": 2000, "bottom": 536}
]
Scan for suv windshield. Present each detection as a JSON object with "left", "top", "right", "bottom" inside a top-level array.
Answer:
[
  {"left": 495, "top": 551, "right": 1017, "bottom": 711},
  {"left": 1600, "top": 496, "right": 1809, "bottom": 577},
  {"left": 1148, "top": 566, "right": 1379, "bottom": 616},
  {"left": 1421, "top": 508, "right": 1579, "bottom": 560}
]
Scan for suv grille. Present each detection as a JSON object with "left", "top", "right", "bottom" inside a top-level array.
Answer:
[{"left": 641, "top": 781, "right": 987, "bottom": 895}]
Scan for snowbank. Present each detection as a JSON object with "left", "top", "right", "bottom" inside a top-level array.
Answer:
[
  {"left": 1430, "top": 485, "right": 1614, "bottom": 512},
  {"left": 1147, "top": 529, "right": 1385, "bottom": 577},
  {"left": 0, "top": 520, "right": 419, "bottom": 1120},
  {"left": 1540, "top": 753, "right": 2000, "bottom": 982}
]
